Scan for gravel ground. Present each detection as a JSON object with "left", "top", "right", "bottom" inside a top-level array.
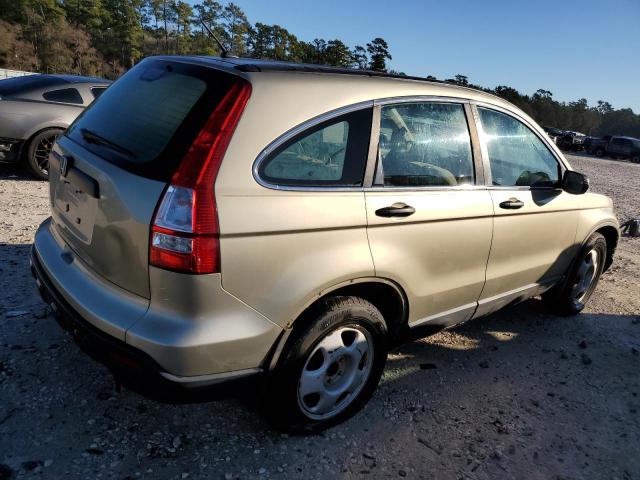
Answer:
[{"left": 0, "top": 153, "right": 639, "bottom": 480}]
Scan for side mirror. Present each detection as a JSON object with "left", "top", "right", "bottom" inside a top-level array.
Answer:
[{"left": 562, "top": 170, "right": 589, "bottom": 195}]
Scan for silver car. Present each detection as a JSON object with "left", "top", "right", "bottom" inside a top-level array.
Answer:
[{"left": 0, "top": 74, "right": 111, "bottom": 179}]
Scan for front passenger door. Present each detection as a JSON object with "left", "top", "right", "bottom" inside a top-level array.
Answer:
[{"left": 474, "top": 106, "right": 578, "bottom": 317}]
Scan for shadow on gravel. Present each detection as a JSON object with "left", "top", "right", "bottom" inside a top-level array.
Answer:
[
  {"left": 382, "top": 297, "right": 639, "bottom": 388},
  {"left": 0, "top": 163, "right": 39, "bottom": 181}
]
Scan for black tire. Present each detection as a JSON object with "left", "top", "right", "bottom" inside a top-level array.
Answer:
[
  {"left": 631, "top": 154, "right": 640, "bottom": 164},
  {"left": 543, "top": 233, "right": 607, "bottom": 315},
  {"left": 264, "top": 296, "right": 388, "bottom": 433},
  {"left": 23, "top": 128, "right": 64, "bottom": 180},
  {"left": 594, "top": 148, "right": 604, "bottom": 158}
]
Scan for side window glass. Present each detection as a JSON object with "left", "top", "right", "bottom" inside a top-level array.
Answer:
[
  {"left": 259, "top": 108, "right": 372, "bottom": 186},
  {"left": 478, "top": 108, "right": 559, "bottom": 187},
  {"left": 91, "top": 87, "right": 107, "bottom": 99},
  {"left": 378, "top": 102, "right": 474, "bottom": 187},
  {"left": 42, "top": 88, "right": 84, "bottom": 104}
]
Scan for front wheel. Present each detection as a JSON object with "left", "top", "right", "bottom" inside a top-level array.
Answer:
[
  {"left": 264, "top": 296, "right": 388, "bottom": 433},
  {"left": 594, "top": 148, "right": 604, "bottom": 158},
  {"left": 23, "top": 128, "right": 64, "bottom": 180},
  {"left": 544, "top": 233, "right": 607, "bottom": 315}
]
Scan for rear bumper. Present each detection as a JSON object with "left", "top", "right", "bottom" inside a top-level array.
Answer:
[{"left": 32, "top": 218, "right": 283, "bottom": 387}]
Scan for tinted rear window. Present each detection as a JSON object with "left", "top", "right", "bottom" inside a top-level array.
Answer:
[{"left": 66, "top": 59, "right": 239, "bottom": 181}]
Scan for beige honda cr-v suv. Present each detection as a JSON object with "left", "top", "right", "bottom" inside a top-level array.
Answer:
[{"left": 31, "top": 56, "right": 619, "bottom": 432}]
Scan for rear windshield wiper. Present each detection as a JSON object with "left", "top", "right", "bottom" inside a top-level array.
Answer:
[{"left": 80, "top": 128, "right": 137, "bottom": 158}]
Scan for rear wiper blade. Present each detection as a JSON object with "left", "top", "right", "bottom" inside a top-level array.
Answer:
[{"left": 80, "top": 128, "right": 136, "bottom": 158}]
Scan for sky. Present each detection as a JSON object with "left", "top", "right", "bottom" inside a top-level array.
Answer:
[{"left": 188, "top": 0, "right": 640, "bottom": 112}]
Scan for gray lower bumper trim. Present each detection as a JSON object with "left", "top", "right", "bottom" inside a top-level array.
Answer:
[{"left": 159, "top": 368, "right": 262, "bottom": 388}]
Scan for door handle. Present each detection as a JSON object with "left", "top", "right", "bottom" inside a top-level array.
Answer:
[
  {"left": 375, "top": 202, "right": 416, "bottom": 218},
  {"left": 499, "top": 198, "right": 524, "bottom": 209}
]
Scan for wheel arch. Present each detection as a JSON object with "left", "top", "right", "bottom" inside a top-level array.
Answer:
[
  {"left": 264, "top": 277, "right": 409, "bottom": 373},
  {"left": 20, "top": 125, "right": 67, "bottom": 161},
  {"left": 593, "top": 224, "right": 619, "bottom": 272}
]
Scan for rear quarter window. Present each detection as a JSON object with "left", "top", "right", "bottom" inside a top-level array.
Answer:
[
  {"left": 43, "top": 88, "right": 84, "bottom": 104},
  {"left": 90, "top": 87, "right": 108, "bottom": 99},
  {"left": 257, "top": 108, "right": 372, "bottom": 187}
]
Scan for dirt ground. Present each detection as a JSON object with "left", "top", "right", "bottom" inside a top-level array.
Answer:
[{"left": 0, "top": 153, "right": 638, "bottom": 480}]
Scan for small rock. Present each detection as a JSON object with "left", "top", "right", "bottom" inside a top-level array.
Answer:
[
  {"left": 224, "top": 474, "right": 233, "bottom": 480},
  {"left": 581, "top": 353, "right": 592, "bottom": 365},
  {"left": 632, "top": 347, "right": 639, "bottom": 356},
  {"left": 21, "top": 460, "right": 42, "bottom": 471},
  {"left": 258, "top": 467, "right": 267, "bottom": 475},
  {"left": 398, "top": 470, "right": 407, "bottom": 477},
  {"left": 0, "top": 464, "right": 13, "bottom": 480},
  {"left": 96, "top": 391, "right": 111, "bottom": 401},
  {"left": 44, "top": 460, "right": 53, "bottom": 468},
  {"left": 181, "top": 474, "right": 189, "bottom": 479},
  {"left": 578, "top": 340, "right": 587, "bottom": 349}
]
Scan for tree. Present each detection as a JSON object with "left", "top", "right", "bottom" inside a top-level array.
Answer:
[
  {"left": 172, "top": 1, "right": 193, "bottom": 54},
  {"left": 366, "top": 37, "right": 391, "bottom": 71},
  {"left": 350, "top": 45, "right": 368, "bottom": 69},
  {"left": 222, "top": 2, "right": 248, "bottom": 56},
  {"left": 324, "top": 39, "right": 351, "bottom": 67}
]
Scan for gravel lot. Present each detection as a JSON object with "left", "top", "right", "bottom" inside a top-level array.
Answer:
[{"left": 0, "top": 153, "right": 639, "bottom": 480}]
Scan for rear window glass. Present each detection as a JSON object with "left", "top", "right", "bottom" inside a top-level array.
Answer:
[
  {"left": 66, "top": 60, "right": 238, "bottom": 181},
  {"left": 43, "top": 88, "right": 84, "bottom": 104}
]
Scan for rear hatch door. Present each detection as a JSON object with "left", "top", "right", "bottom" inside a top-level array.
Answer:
[{"left": 48, "top": 58, "right": 240, "bottom": 298}]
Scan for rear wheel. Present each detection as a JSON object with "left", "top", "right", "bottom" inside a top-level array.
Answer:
[
  {"left": 543, "top": 233, "right": 607, "bottom": 315},
  {"left": 23, "top": 128, "right": 64, "bottom": 180},
  {"left": 631, "top": 154, "right": 640, "bottom": 163},
  {"left": 594, "top": 147, "right": 604, "bottom": 158},
  {"left": 264, "top": 296, "right": 388, "bottom": 433}
]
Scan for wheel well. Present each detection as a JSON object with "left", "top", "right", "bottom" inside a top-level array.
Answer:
[
  {"left": 21, "top": 127, "right": 66, "bottom": 161},
  {"left": 296, "top": 281, "right": 408, "bottom": 339},
  {"left": 596, "top": 226, "right": 618, "bottom": 271}
]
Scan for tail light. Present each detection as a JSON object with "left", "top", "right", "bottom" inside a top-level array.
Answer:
[{"left": 150, "top": 80, "right": 251, "bottom": 274}]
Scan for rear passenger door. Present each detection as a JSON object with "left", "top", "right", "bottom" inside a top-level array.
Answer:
[
  {"left": 364, "top": 100, "right": 494, "bottom": 328},
  {"left": 472, "top": 105, "right": 578, "bottom": 317}
]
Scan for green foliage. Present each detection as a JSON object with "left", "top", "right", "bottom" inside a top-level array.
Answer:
[{"left": 0, "top": 1, "right": 638, "bottom": 136}]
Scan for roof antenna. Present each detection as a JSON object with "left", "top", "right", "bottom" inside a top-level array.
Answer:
[{"left": 200, "top": 21, "right": 238, "bottom": 59}]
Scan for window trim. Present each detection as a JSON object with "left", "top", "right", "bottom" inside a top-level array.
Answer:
[
  {"left": 252, "top": 101, "right": 373, "bottom": 191},
  {"left": 469, "top": 102, "right": 568, "bottom": 189},
  {"left": 252, "top": 95, "right": 568, "bottom": 193}
]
